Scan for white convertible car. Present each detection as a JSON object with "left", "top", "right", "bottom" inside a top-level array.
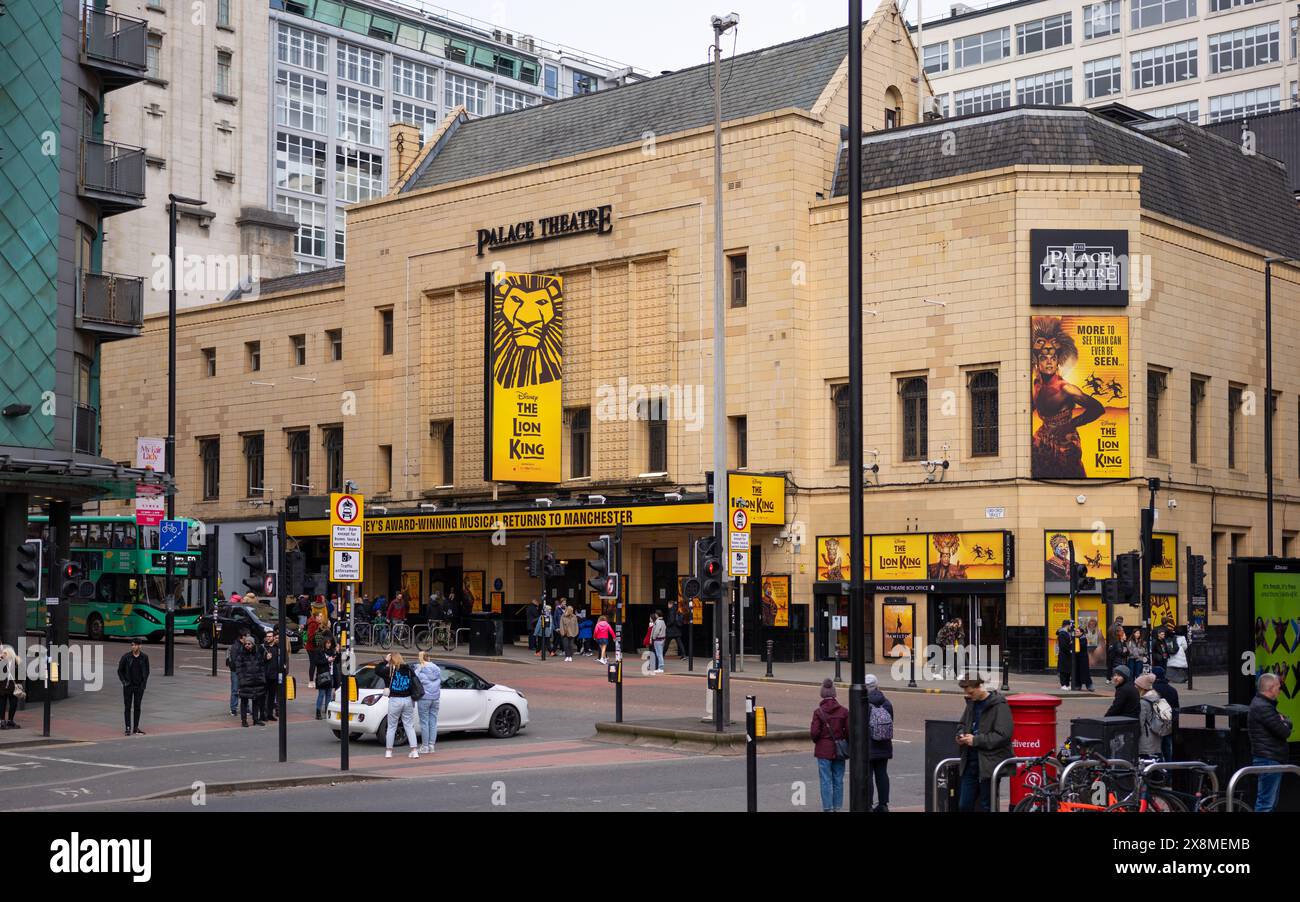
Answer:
[{"left": 327, "top": 659, "right": 529, "bottom": 742}]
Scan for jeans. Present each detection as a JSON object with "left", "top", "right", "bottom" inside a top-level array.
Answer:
[
  {"left": 229, "top": 672, "right": 238, "bottom": 713},
  {"left": 958, "top": 762, "right": 991, "bottom": 812},
  {"left": 122, "top": 686, "right": 144, "bottom": 731},
  {"left": 653, "top": 640, "right": 665, "bottom": 670},
  {"left": 562, "top": 636, "right": 575, "bottom": 658},
  {"left": 418, "top": 697, "right": 440, "bottom": 749},
  {"left": 387, "top": 696, "right": 417, "bottom": 749},
  {"left": 1254, "top": 756, "right": 1284, "bottom": 812},
  {"left": 870, "top": 758, "right": 890, "bottom": 805},
  {"left": 817, "top": 757, "right": 846, "bottom": 811},
  {"left": 316, "top": 686, "right": 331, "bottom": 714}
]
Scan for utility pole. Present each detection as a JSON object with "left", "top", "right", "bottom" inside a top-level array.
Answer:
[
  {"left": 1141, "top": 478, "right": 1159, "bottom": 671},
  {"left": 710, "top": 11, "right": 739, "bottom": 726}
]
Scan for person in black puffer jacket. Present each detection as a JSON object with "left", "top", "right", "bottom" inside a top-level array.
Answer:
[
  {"left": 1248, "top": 672, "right": 1294, "bottom": 812},
  {"left": 865, "top": 674, "right": 894, "bottom": 813},
  {"left": 1104, "top": 665, "right": 1140, "bottom": 719},
  {"left": 231, "top": 634, "right": 267, "bottom": 727}
]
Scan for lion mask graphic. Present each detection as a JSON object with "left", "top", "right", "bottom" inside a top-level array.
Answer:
[{"left": 492, "top": 273, "right": 563, "bottom": 389}]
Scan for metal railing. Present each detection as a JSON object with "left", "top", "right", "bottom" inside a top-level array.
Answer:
[
  {"left": 79, "top": 270, "right": 144, "bottom": 330},
  {"left": 932, "top": 757, "right": 961, "bottom": 812},
  {"left": 74, "top": 404, "right": 98, "bottom": 456},
  {"left": 991, "top": 755, "right": 1063, "bottom": 812},
  {"left": 81, "top": 7, "right": 148, "bottom": 72},
  {"left": 1226, "top": 763, "right": 1300, "bottom": 812},
  {"left": 80, "top": 138, "right": 146, "bottom": 199}
]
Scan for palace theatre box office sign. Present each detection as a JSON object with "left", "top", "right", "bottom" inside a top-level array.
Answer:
[{"left": 811, "top": 531, "right": 1015, "bottom": 661}]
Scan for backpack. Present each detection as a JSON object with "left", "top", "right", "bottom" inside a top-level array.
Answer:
[
  {"left": 1146, "top": 697, "right": 1174, "bottom": 737},
  {"left": 869, "top": 702, "right": 894, "bottom": 742}
]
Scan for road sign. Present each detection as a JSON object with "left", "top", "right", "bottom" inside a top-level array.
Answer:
[
  {"left": 160, "top": 519, "right": 188, "bottom": 553},
  {"left": 331, "top": 493, "right": 361, "bottom": 526},
  {"left": 729, "top": 531, "right": 750, "bottom": 551},
  {"left": 730, "top": 550, "right": 750, "bottom": 576},
  {"left": 135, "top": 495, "right": 164, "bottom": 527},
  {"left": 731, "top": 508, "right": 748, "bottom": 532},
  {"left": 600, "top": 573, "right": 620, "bottom": 600},
  {"left": 332, "top": 549, "right": 361, "bottom": 582},
  {"left": 264, "top": 572, "right": 277, "bottom": 596},
  {"left": 331, "top": 525, "right": 361, "bottom": 549}
]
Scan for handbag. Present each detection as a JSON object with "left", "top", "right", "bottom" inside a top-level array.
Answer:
[
  {"left": 817, "top": 708, "right": 849, "bottom": 760},
  {"left": 407, "top": 667, "right": 425, "bottom": 702}
]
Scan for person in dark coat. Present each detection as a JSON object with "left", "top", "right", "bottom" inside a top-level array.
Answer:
[
  {"left": 1151, "top": 666, "right": 1180, "bottom": 761},
  {"left": 1070, "top": 622, "right": 1094, "bottom": 691},
  {"left": 261, "top": 631, "right": 285, "bottom": 722},
  {"left": 1248, "top": 672, "right": 1294, "bottom": 811},
  {"left": 666, "top": 607, "right": 685, "bottom": 659},
  {"left": 955, "top": 673, "right": 1014, "bottom": 812},
  {"left": 525, "top": 599, "right": 541, "bottom": 652},
  {"left": 810, "top": 678, "right": 850, "bottom": 812},
  {"left": 865, "top": 674, "right": 894, "bottom": 813},
  {"left": 1056, "top": 620, "right": 1073, "bottom": 690},
  {"left": 1104, "top": 664, "right": 1140, "bottom": 719},
  {"left": 117, "top": 639, "right": 150, "bottom": 736},
  {"left": 231, "top": 634, "right": 267, "bottom": 727}
]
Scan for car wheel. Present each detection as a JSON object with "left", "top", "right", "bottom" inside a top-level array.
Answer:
[
  {"left": 488, "top": 704, "right": 521, "bottom": 739},
  {"left": 332, "top": 730, "right": 342, "bottom": 739},
  {"left": 86, "top": 615, "right": 104, "bottom": 642},
  {"left": 197, "top": 629, "right": 212, "bottom": 650}
]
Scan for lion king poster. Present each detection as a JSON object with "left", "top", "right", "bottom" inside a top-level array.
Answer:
[
  {"left": 1030, "top": 316, "right": 1129, "bottom": 479},
  {"left": 484, "top": 272, "right": 564, "bottom": 483}
]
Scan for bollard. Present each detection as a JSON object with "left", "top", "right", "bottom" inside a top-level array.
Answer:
[
  {"left": 765, "top": 640, "right": 774, "bottom": 677},
  {"left": 1001, "top": 650, "right": 1011, "bottom": 691},
  {"left": 908, "top": 642, "right": 917, "bottom": 688},
  {"left": 834, "top": 643, "right": 842, "bottom": 683}
]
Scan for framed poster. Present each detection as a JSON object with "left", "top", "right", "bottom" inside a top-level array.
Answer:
[
  {"left": 400, "top": 571, "right": 422, "bottom": 614},
  {"left": 1151, "top": 533, "right": 1178, "bottom": 582},
  {"left": 760, "top": 575, "right": 789, "bottom": 628},
  {"left": 1044, "top": 530, "right": 1113, "bottom": 582},
  {"left": 463, "top": 571, "right": 485, "bottom": 614},
  {"left": 882, "top": 599, "right": 914, "bottom": 658},
  {"left": 927, "top": 532, "right": 1006, "bottom": 580},
  {"left": 589, "top": 590, "right": 602, "bottom": 616},
  {"left": 815, "top": 535, "right": 868, "bottom": 581},
  {"left": 489, "top": 590, "right": 504, "bottom": 614},
  {"left": 1150, "top": 594, "right": 1176, "bottom": 628}
]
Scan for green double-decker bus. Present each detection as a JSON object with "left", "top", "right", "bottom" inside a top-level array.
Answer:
[{"left": 25, "top": 515, "right": 205, "bottom": 642}]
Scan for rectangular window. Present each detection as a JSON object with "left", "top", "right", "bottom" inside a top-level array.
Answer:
[
  {"left": 334, "top": 207, "right": 346, "bottom": 263},
  {"left": 1083, "top": 1, "right": 1120, "bottom": 40},
  {"left": 445, "top": 74, "right": 487, "bottom": 115},
  {"left": 1190, "top": 376, "right": 1206, "bottom": 463},
  {"left": 291, "top": 334, "right": 306, "bottom": 366},
  {"left": 378, "top": 445, "right": 392, "bottom": 493},
  {"left": 1016, "top": 68, "right": 1073, "bottom": 104},
  {"left": 834, "top": 385, "right": 852, "bottom": 465},
  {"left": 1146, "top": 100, "right": 1200, "bottom": 121},
  {"left": 246, "top": 340, "right": 260, "bottom": 372},
  {"left": 216, "top": 50, "right": 233, "bottom": 96},
  {"left": 216, "top": 0, "right": 230, "bottom": 27},
  {"left": 275, "top": 195, "right": 327, "bottom": 258},
  {"left": 336, "top": 85, "right": 384, "bottom": 146},
  {"left": 1291, "top": 17, "right": 1296, "bottom": 59},
  {"left": 1017, "top": 13, "right": 1072, "bottom": 56},
  {"left": 337, "top": 42, "right": 383, "bottom": 88},
  {"left": 288, "top": 429, "right": 310, "bottom": 492},
  {"left": 923, "top": 42, "right": 949, "bottom": 74},
  {"left": 1211, "top": 530, "right": 1224, "bottom": 610},
  {"left": 1084, "top": 55, "right": 1123, "bottom": 98},
  {"left": 244, "top": 433, "right": 264, "bottom": 498},
  {"left": 954, "top": 27, "right": 1010, "bottom": 69},
  {"left": 573, "top": 71, "right": 597, "bottom": 95},
  {"left": 646, "top": 406, "right": 667, "bottom": 473},
  {"left": 380, "top": 308, "right": 393, "bottom": 355},
  {"left": 327, "top": 328, "right": 343, "bottom": 361},
  {"left": 275, "top": 133, "right": 327, "bottom": 195},
  {"left": 569, "top": 409, "right": 590, "bottom": 479},
  {"left": 729, "top": 254, "right": 747, "bottom": 308},
  {"left": 202, "top": 347, "right": 216, "bottom": 377},
  {"left": 277, "top": 24, "right": 328, "bottom": 73},
  {"left": 1131, "top": 40, "right": 1198, "bottom": 90},
  {"left": 335, "top": 146, "right": 384, "bottom": 203},
  {"left": 1147, "top": 370, "right": 1167, "bottom": 458},
  {"left": 733, "top": 415, "right": 748, "bottom": 469},
  {"left": 969, "top": 370, "right": 999, "bottom": 456},
  {"left": 494, "top": 86, "right": 532, "bottom": 114},
  {"left": 1228, "top": 384, "right": 1243, "bottom": 469},
  {"left": 1211, "top": 0, "right": 1265, "bottom": 10},
  {"left": 1209, "top": 84, "right": 1281, "bottom": 121},
  {"left": 1209, "top": 22, "right": 1279, "bottom": 74},
  {"left": 392, "top": 57, "right": 435, "bottom": 102},
  {"left": 429, "top": 420, "right": 454, "bottom": 485},
  {"left": 146, "top": 33, "right": 162, "bottom": 79},
  {"left": 275, "top": 70, "right": 327, "bottom": 132},
  {"left": 323, "top": 427, "right": 343, "bottom": 493},
  {"left": 900, "top": 377, "right": 928, "bottom": 461},
  {"left": 390, "top": 100, "right": 438, "bottom": 138},
  {"left": 1131, "top": 0, "right": 1197, "bottom": 30},
  {"left": 543, "top": 64, "right": 559, "bottom": 98},
  {"left": 953, "top": 81, "right": 1012, "bottom": 115},
  {"left": 200, "top": 438, "right": 220, "bottom": 500}
]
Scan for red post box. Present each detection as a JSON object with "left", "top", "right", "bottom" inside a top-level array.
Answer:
[{"left": 1008, "top": 693, "right": 1062, "bottom": 806}]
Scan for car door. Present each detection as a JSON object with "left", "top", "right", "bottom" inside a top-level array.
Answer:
[{"left": 437, "top": 666, "right": 483, "bottom": 730}]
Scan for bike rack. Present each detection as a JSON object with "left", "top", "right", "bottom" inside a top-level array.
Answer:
[
  {"left": 1225, "top": 763, "right": 1300, "bottom": 811},
  {"left": 1140, "top": 760, "right": 1219, "bottom": 797},
  {"left": 1057, "top": 756, "right": 1136, "bottom": 796},
  {"left": 454, "top": 628, "right": 471, "bottom": 648},
  {"left": 932, "top": 757, "right": 962, "bottom": 812},
  {"left": 991, "top": 756, "right": 1063, "bottom": 812}
]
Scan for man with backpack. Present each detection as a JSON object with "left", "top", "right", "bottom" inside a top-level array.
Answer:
[
  {"left": 1135, "top": 671, "right": 1174, "bottom": 760},
  {"left": 865, "top": 674, "right": 894, "bottom": 813}
]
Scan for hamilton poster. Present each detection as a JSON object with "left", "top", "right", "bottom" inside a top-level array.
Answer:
[
  {"left": 1031, "top": 315, "right": 1130, "bottom": 479},
  {"left": 484, "top": 272, "right": 564, "bottom": 483}
]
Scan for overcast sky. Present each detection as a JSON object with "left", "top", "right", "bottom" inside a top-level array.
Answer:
[{"left": 404, "top": 0, "right": 893, "bottom": 73}]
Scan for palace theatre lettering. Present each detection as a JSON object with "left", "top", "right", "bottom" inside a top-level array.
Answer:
[{"left": 476, "top": 205, "right": 613, "bottom": 257}]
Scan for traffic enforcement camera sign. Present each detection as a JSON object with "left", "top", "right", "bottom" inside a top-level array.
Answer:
[{"left": 329, "top": 492, "right": 364, "bottom": 582}]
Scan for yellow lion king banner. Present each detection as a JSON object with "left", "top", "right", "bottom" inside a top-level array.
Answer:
[{"left": 484, "top": 272, "right": 564, "bottom": 483}]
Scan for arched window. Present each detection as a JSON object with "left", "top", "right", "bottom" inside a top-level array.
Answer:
[
  {"left": 833, "top": 385, "right": 853, "bottom": 464},
  {"left": 899, "top": 377, "right": 928, "bottom": 461},
  {"left": 969, "top": 371, "right": 999, "bottom": 456}
]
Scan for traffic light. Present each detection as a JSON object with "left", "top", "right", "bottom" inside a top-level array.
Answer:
[
  {"left": 1115, "top": 551, "right": 1140, "bottom": 603},
  {"left": 16, "top": 539, "right": 41, "bottom": 599},
  {"left": 1069, "top": 561, "right": 1095, "bottom": 594},
  {"left": 58, "top": 560, "right": 95, "bottom": 602},
  {"left": 236, "top": 528, "right": 268, "bottom": 594},
  {"left": 1101, "top": 579, "right": 1120, "bottom": 606},
  {"left": 1188, "top": 553, "right": 1207, "bottom": 597},
  {"left": 543, "top": 550, "right": 565, "bottom": 578},
  {"left": 694, "top": 534, "right": 722, "bottom": 601},
  {"left": 285, "top": 549, "right": 306, "bottom": 596},
  {"left": 527, "top": 540, "right": 542, "bottom": 578},
  {"left": 586, "top": 535, "right": 612, "bottom": 594}
]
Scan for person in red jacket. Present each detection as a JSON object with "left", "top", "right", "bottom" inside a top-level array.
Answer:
[
  {"left": 388, "top": 593, "right": 408, "bottom": 622},
  {"left": 810, "top": 678, "right": 850, "bottom": 812}
]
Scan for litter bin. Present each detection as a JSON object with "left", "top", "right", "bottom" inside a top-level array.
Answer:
[
  {"left": 924, "top": 718, "right": 963, "bottom": 812},
  {"left": 469, "top": 617, "right": 503, "bottom": 656},
  {"left": 1069, "top": 715, "right": 1138, "bottom": 763},
  {"left": 1008, "top": 694, "right": 1061, "bottom": 806},
  {"left": 1173, "top": 704, "right": 1252, "bottom": 797}
]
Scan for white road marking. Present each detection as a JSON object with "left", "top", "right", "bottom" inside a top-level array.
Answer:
[{"left": 0, "top": 751, "right": 133, "bottom": 769}]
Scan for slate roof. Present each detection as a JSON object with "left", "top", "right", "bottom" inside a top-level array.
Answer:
[
  {"left": 224, "top": 265, "right": 345, "bottom": 302},
  {"left": 832, "top": 106, "right": 1300, "bottom": 259},
  {"left": 1203, "top": 106, "right": 1300, "bottom": 196},
  {"left": 405, "top": 26, "right": 853, "bottom": 192}
]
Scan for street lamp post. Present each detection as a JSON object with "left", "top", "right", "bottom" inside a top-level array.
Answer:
[
  {"left": 165, "top": 193, "right": 205, "bottom": 678},
  {"left": 1263, "top": 257, "right": 1295, "bottom": 556}
]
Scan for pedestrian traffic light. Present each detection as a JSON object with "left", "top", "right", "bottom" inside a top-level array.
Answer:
[
  {"left": 1101, "top": 578, "right": 1120, "bottom": 606},
  {"left": 527, "top": 540, "right": 542, "bottom": 578},
  {"left": 695, "top": 534, "right": 722, "bottom": 601},
  {"left": 16, "top": 539, "right": 41, "bottom": 599},
  {"left": 236, "top": 528, "right": 268, "bottom": 594},
  {"left": 285, "top": 549, "right": 306, "bottom": 595},
  {"left": 586, "top": 535, "right": 612, "bottom": 593},
  {"left": 58, "top": 560, "right": 94, "bottom": 602},
  {"left": 1188, "top": 553, "right": 1207, "bottom": 597},
  {"left": 543, "top": 550, "right": 565, "bottom": 578},
  {"left": 1069, "top": 561, "right": 1095, "bottom": 594}
]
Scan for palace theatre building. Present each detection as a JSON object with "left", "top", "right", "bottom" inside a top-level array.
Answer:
[{"left": 100, "top": 2, "right": 1300, "bottom": 671}]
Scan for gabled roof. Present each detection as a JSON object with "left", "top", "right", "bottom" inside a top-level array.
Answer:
[
  {"left": 403, "top": 26, "right": 856, "bottom": 193},
  {"left": 832, "top": 106, "right": 1300, "bottom": 259}
]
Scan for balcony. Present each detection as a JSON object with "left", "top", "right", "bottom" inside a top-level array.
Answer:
[
  {"left": 74, "top": 404, "right": 99, "bottom": 457},
  {"left": 77, "top": 270, "right": 144, "bottom": 340},
  {"left": 80, "top": 7, "right": 148, "bottom": 90},
  {"left": 79, "top": 139, "right": 146, "bottom": 215}
]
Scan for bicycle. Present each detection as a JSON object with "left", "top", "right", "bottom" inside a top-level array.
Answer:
[
  {"left": 352, "top": 620, "right": 373, "bottom": 647},
  {"left": 414, "top": 620, "right": 455, "bottom": 652},
  {"left": 1117, "top": 760, "right": 1247, "bottom": 813},
  {"left": 1103, "top": 761, "right": 1188, "bottom": 812},
  {"left": 1013, "top": 739, "right": 1168, "bottom": 812},
  {"left": 386, "top": 621, "right": 412, "bottom": 650},
  {"left": 372, "top": 617, "right": 391, "bottom": 649}
]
